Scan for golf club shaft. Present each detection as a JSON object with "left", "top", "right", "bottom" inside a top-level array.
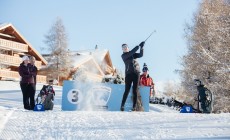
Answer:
[{"left": 144, "top": 30, "right": 156, "bottom": 42}]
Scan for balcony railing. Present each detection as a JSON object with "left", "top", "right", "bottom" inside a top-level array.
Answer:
[
  {"left": 0, "top": 53, "right": 21, "bottom": 67},
  {"left": 0, "top": 69, "right": 46, "bottom": 83},
  {"left": 0, "top": 54, "right": 42, "bottom": 69},
  {"left": 0, "top": 38, "right": 28, "bottom": 52},
  {"left": 36, "top": 75, "right": 47, "bottom": 84}
]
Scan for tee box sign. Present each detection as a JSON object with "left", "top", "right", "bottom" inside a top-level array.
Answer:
[{"left": 61, "top": 80, "right": 150, "bottom": 112}]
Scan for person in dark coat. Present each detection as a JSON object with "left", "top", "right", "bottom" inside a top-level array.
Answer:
[
  {"left": 18, "top": 55, "right": 36, "bottom": 110},
  {"left": 195, "top": 79, "right": 208, "bottom": 113},
  {"left": 120, "top": 41, "right": 145, "bottom": 111}
]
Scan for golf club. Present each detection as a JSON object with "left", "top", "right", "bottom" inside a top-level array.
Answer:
[{"left": 144, "top": 30, "right": 156, "bottom": 42}]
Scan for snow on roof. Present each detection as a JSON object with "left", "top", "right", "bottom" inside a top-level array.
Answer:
[
  {"left": 0, "top": 23, "right": 10, "bottom": 30},
  {"left": 71, "top": 53, "right": 93, "bottom": 68},
  {"left": 71, "top": 49, "right": 108, "bottom": 67}
]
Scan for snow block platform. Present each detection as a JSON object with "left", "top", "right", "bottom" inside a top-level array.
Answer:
[{"left": 61, "top": 80, "right": 150, "bottom": 112}]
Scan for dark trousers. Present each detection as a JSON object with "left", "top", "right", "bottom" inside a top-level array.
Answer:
[
  {"left": 200, "top": 96, "right": 208, "bottom": 112},
  {"left": 20, "top": 83, "right": 35, "bottom": 110},
  {"left": 121, "top": 73, "right": 140, "bottom": 109}
]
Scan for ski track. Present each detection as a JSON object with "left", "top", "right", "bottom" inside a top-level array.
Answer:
[
  {"left": 0, "top": 109, "right": 230, "bottom": 139},
  {"left": 0, "top": 84, "right": 230, "bottom": 139}
]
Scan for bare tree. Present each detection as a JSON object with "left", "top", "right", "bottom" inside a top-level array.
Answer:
[
  {"left": 181, "top": 0, "right": 230, "bottom": 113},
  {"left": 43, "top": 17, "right": 72, "bottom": 84}
]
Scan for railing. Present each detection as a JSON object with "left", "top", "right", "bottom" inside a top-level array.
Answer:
[
  {"left": 34, "top": 61, "right": 42, "bottom": 69},
  {"left": 0, "top": 69, "right": 19, "bottom": 80},
  {"left": 36, "top": 75, "right": 47, "bottom": 84},
  {"left": 0, "top": 53, "right": 21, "bottom": 67},
  {"left": 0, "top": 38, "right": 28, "bottom": 52},
  {"left": 0, "top": 69, "right": 46, "bottom": 83},
  {"left": 0, "top": 54, "right": 42, "bottom": 69}
]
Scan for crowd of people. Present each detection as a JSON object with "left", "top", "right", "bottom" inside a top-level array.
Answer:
[{"left": 19, "top": 47, "right": 209, "bottom": 113}]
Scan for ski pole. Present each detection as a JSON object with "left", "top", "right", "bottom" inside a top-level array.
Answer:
[{"left": 144, "top": 30, "right": 156, "bottom": 42}]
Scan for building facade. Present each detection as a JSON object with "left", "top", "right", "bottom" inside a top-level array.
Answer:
[
  {"left": 0, "top": 23, "right": 47, "bottom": 83},
  {"left": 41, "top": 48, "right": 116, "bottom": 85}
]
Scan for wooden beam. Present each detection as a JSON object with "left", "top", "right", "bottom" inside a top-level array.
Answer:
[{"left": 0, "top": 33, "right": 15, "bottom": 39}]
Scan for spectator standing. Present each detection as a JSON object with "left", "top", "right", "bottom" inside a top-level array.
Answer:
[
  {"left": 18, "top": 55, "right": 36, "bottom": 110},
  {"left": 140, "top": 63, "right": 155, "bottom": 98}
]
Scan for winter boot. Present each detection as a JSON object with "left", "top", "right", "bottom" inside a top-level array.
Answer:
[
  {"left": 120, "top": 106, "right": 124, "bottom": 111},
  {"left": 131, "top": 108, "right": 136, "bottom": 111}
]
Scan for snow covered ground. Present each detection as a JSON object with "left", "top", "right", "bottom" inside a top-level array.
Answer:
[{"left": 0, "top": 81, "right": 230, "bottom": 139}]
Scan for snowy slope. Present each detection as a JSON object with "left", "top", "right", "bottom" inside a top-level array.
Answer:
[{"left": 0, "top": 81, "right": 230, "bottom": 139}]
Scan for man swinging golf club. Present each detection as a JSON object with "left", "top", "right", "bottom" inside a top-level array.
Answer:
[{"left": 120, "top": 41, "right": 145, "bottom": 111}]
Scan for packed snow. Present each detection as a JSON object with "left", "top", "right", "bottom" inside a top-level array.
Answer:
[{"left": 0, "top": 81, "right": 230, "bottom": 139}]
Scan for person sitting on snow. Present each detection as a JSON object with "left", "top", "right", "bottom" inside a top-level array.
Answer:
[
  {"left": 139, "top": 63, "right": 155, "bottom": 98},
  {"left": 38, "top": 80, "right": 55, "bottom": 110}
]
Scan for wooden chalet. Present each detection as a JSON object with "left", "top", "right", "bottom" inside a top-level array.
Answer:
[
  {"left": 42, "top": 48, "right": 116, "bottom": 85},
  {"left": 0, "top": 23, "right": 47, "bottom": 83},
  {"left": 70, "top": 48, "right": 115, "bottom": 82}
]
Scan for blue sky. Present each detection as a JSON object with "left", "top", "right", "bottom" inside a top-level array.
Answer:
[{"left": 0, "top": 0, "right": 201, "bottom": 85}]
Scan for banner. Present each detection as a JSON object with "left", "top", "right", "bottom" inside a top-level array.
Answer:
[{"left": 61, "top": 80, "right": 150, "bottom": 112}]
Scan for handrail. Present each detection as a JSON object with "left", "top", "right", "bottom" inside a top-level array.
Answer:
[
  {"left": 0, "top": 69, "right": 46, "bottom": 83},
  {"left": 0, "top": 54, "right": 42, "bottom": 68},
  {"left": 0, "top": 38, "right": 28, "bottom": 52}
]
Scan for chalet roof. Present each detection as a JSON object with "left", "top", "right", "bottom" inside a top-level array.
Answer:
[
  {"left": 72, "top": 54, "right": 104, "bottom": 76},
  {"left": 0, "top": 23, "right": 9, "bottom": 29},
  {"left": 71, "top": 48, "right": 113, "bottom": 68},
  {"left": 0, "top": 23, "right": 47, "bottom": 65},
  {"left": 41, "top": 48, "right": 114, "bottom": 76}
]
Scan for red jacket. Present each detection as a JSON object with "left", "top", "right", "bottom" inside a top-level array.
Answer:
[{"left": 140, "top": 74, "right": 155, "bottom": 97}]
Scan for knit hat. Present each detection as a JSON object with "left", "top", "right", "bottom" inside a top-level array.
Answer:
[
  {"left": 142, "top": 63, "right": 148, "bottom": 72},
  {"left": 22, "top": 55, "right": 29, "bottom": 61}
]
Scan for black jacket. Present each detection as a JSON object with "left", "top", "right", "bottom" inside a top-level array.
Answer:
[
  {"left": 197, "top": 85, "right": 206, "bottom": 100},
  {"left": 121, "top": 46, "right": 143, "bottom": 75}
]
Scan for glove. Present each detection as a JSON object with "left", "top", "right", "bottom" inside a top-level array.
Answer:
[{"left": 139, "top": 41, "right": 145, "bottom": 48}]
